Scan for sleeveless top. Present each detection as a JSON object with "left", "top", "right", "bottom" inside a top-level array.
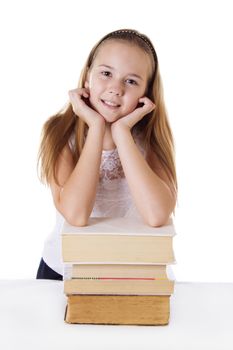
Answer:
[{"left": 42, "top": 130, "right": 145, "bottom": 275}]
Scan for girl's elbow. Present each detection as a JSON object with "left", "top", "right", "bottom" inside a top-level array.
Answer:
[
  {"left": 67, "top": 217, "right": 89, "bottom": 227},
  {"left": 145, "top": 209, "right": 172, "bottom": 227},
  {"left": 143, "top": 195, "right": 176, "bottom": 227},
  {"left": 146, "top": 216, "right": 168, "bottom": 227},
  {"left": 61, "top": 208, "right": 89, "bottom": 227}
]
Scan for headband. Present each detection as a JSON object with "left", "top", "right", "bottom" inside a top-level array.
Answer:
[{"left": 99, "top": 29, "right": 158, "bottom": 66}]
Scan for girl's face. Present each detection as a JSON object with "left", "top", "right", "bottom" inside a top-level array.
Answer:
[{"left": 85, "top": 40, "right": 153, "bottom": 123}]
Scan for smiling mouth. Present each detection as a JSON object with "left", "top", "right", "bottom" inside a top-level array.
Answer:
[{"left": 101, "top": 99, "right": 121, "bottom": 108}]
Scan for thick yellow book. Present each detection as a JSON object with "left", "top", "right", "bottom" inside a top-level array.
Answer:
[
  {"left": 64, "top": 295, "right": 170, "bottom": 325},
  {"left": 62, "top": 217, "right": 176, "bottom": 264}
]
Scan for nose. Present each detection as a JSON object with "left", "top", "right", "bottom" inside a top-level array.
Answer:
[{"left": 108, "top": 81, "right": 124, "bottom": 96}]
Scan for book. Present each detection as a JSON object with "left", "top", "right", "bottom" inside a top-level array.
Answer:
[
  {"left": 64, "top": 294, "right": 170, "bottom": 325},
  {"left": 62, "top": 217, "right": 176, "bottom": 325},
  {"left": 62, "top": 217, "right": 176, "bottom": 264},
  {"left": 64, "top": 263, "right": 169, "bottom": 279},
  {"left": 64, "top": 278, "right": 174, "bottom": 295},
  {"left": 63, "top": 263, "right": 174, "bottom": 295}
]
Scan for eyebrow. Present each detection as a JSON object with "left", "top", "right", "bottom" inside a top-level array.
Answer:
[{"left": 98, "top": 64, "right": 143, "bottom": 80}]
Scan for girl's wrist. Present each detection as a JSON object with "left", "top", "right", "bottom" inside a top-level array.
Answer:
[
  {"left": 88, "top": 118, "right": 106, "bottom": 135},
  {"left": 111, "top": 122, "right": 131, "bottom": 144}
]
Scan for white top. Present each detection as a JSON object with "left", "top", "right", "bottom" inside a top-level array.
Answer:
[{"left": 42, "top": 131, "right": 147, "bottom": 275}]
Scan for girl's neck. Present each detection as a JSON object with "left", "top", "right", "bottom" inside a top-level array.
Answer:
[{"left": 103, "top": 123, "right": 116, "bottom": 151}]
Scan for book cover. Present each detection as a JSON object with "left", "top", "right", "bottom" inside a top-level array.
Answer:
[{"left": 65, "top": 294, "right": 170, "bottom": 325}]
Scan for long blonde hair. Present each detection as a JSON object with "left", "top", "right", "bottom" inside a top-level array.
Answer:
[{"left": 37, "top": 29, "right": 177, "bottom": 196}]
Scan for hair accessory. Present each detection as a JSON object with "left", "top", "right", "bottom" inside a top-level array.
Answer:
[{"left": 100, "top": 29, "right": 158, "bottom": 65}]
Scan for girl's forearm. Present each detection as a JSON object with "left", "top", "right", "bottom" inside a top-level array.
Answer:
[
  {"left": 113, "top": 127, "right": 175, "bottom": 226},
  {"left": 59, "top": 125, "right": 105, "bottom": 226}
]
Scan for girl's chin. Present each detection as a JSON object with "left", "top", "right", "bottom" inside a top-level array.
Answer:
[{"left": 101, "top": 114, "right": 123, "bottom": 123}]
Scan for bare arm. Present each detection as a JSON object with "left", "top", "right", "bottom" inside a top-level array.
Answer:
[
  {"left": 50, "top": 88, "right": 105, "bottom": 226},
  {"left": 112, "top": 127, "right": 175, "bottom": 226},
  {"left": 50, "top": 125, "right": 104, "bottom": 226},
  {"left": 111, "top": 97, "right": 176, "bottom": 227}
]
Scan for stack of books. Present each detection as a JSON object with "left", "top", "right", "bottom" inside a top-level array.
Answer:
[{"left": 62, "top": 217, "right": 176, "bottom": 325}]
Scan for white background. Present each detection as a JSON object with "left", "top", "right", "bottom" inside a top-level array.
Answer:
[{"left": 0, "top": 0, "right": 232, "bottom": 281}]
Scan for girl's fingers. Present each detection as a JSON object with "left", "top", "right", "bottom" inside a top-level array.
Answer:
[
  {"left": 139, "top": 97, "right": 155, "bottom": 107},
  {"left": 68, "top": 89, "right": 90, "bottom": 115},
  {"left": 138, "top": 98, "right": 155, "bottom": 115},
  {"left": 83, "top": 91, "right": 89, "bottom": 98},
  {"left": 68, "top": 88, "right": 89, "bottom": 99}
]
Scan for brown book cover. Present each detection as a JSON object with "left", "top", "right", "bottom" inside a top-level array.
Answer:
[{"left": 64, "top": 294, "right": 170, "bottom": 325}]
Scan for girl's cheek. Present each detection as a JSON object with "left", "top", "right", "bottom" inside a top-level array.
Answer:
[
  {"left": 88, "top": 89, "right": 96, "bottom": 102},
  {"left": 87, "top": 93, "right": 98, "bottom": 110},
  {"left": 130, "top": 100, "right": 140, "bottom": 111}
]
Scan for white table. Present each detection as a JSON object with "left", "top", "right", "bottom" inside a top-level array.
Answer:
[{"left": 0, "top": 280, "right": 232, "bottom": 350}]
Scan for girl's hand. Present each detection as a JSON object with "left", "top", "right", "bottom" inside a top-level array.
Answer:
[
  {"left": 111, "top": 96, "right": 155, "bottom": 136},
  {"left": 68, "top": 88, "right": 105, "bottom": 129}
]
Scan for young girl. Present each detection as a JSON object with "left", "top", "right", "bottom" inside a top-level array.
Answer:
[{"left": 36, "top": 29, "right": 177, "bottom": 280}]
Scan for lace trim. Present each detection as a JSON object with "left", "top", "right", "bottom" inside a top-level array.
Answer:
[
  {"left": 99, "top": 132, "right": 145, "bottom": 181},
  {"left": 100, "top": 149, "right": 125, "bottom": 181}
]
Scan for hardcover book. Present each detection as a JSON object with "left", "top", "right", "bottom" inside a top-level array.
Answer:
[
  {"left": 62, "top": 217, "right": 176, "bottom": 264},
  {"left": 65, "top": 294, "right": 170, "bottom": 325}
]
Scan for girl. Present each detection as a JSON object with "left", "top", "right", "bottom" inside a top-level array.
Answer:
[{"left": 36, "top": 29, "right": 177, "bottom": 280}]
